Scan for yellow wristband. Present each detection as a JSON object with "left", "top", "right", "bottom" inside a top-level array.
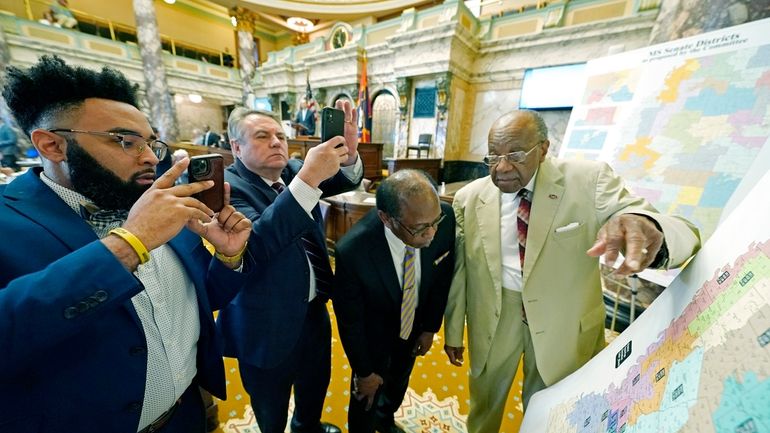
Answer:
[
  {"left": 215, "top": 242, "right": 248, "bottom": 264},
  {"left": 109, "top": 228, "right": 150, "bottom": 264}
]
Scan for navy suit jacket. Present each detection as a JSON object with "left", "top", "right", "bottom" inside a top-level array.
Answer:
[
  {"left": 295, "top": 109, "right": 315, "bottom": 136},
  {"left": 0, "top": 169, "right": 248, "bottom": 433},
  {"left": 217, "top": 158, "right": 360, "bottom": 368},
  {"left": 332, "top": 202, "right": 455, "bottom": 377}
]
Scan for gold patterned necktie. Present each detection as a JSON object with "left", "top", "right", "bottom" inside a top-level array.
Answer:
[{"left": 399, "top": 246, "right": 417, "bottom": 339}]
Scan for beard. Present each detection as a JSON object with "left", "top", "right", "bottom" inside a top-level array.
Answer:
[{"left": 66, "top": 138, "right": 153, "bottom": 210}]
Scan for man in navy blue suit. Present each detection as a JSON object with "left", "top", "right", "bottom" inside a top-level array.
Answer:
[
  {"left": 294, "top": 97, "right": 316, "bottom": 136},
  {"left": 217, "top": 102, "right": 362, "bottom": 433},
  {"left": 0, "top": 55, "right": 253, "bottom": 433}
]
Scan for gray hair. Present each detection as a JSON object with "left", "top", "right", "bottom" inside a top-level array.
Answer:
[
  {"left": 227, "top": 107, "right": 281, "bottom": 143},
  {"left": 376, "top": 169, "right": 438, "bottom": 219}
]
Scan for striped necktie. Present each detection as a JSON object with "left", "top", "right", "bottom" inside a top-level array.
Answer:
[
  {"left": 517, "top": 188, "right": 531, "bottom": 272},
  {"left": 399, "top": 246, "right": 417, "bottom": 340},
  {"left": 271, "top": 182, "right": 333, "bottom": 300}
]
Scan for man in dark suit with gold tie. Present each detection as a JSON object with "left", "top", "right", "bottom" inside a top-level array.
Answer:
[
  {"left": 333, "top": 169, "right": 455, "bottom": 433},
  {"left": 216, "top": 102, "right": 362, "bottom": 433}
]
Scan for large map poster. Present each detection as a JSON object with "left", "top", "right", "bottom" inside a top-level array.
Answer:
[
  {"left": 520, "top": 168, "right": 770, "bottom": 433},
  {"left": 558, "top": 18, "right": 770, "bottom": 242}
]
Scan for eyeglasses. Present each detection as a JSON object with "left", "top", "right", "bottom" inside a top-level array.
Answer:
[
  {"left": 483, "top": 145, "right": 539, "bottom": 167},
  {"left": 395, "top": 213, "right": 445, "bottom": 237},
  {"left": 48, "top": 128, "right": 168, "bottom": 159}
]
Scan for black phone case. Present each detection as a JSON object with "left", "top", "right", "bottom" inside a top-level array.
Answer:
[
  {"left": 188, "top": 154, "right": 225, "bottom": 212},
  {"left": 321, "top": 107, "right": 345, "bottom": 143}
]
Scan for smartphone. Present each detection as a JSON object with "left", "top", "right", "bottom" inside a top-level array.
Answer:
[
  {"left": 320, "top": 106, "right": 345, "bottom": 148},
  {"left": 188, "top": 154, "right": 224, "bottom": 212}
]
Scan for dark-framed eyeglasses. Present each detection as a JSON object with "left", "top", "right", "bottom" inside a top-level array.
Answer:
[
  {"left": 395, "top": 212, "right": 446, "bottom": 237},
  {"left": 483, "top": 145, "right": 539, "bottom": 167},
  {"left": 48, "top": 128, "right": 168, "bottom": 160}
]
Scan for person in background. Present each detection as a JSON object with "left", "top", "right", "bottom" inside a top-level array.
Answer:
[
  {"left": 50, "top": 0, "right": 77, "bottom": 29},
  {"left": 0, "top": 55, "right": 253, "bottom": 433},
  {"left": 0, "top": 120, "right": 18, "bottom": 171},
  {"left": 222, "top": 48, "right": 234, "bottom": 68},
  {"left": 444, "top": 109, "right": 701, "bottom": 433},
  {"left": 39, "top": 9, "right": 61, "bottom": 27},
  {"left": 202, "top": 125, "right": 221, "bottom": 147},
  {"left": 294, "top": 98, "right": 316, "bottom": 137},
  {"left": 216, "top": 101, "right": 363, "bottom": 433},
  {"left": 333, "top": 169, "right": 455, "bottom": 433}
]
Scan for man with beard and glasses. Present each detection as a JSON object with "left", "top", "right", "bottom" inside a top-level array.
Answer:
[{"left": 0, "top": 55, "right": 254, "bottom": 433}]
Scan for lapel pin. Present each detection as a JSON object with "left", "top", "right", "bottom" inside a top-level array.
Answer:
[{"left": 549, "top": 194, "right": 558, "bottom": 199}]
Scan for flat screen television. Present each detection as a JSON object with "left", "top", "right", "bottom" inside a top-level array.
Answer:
[{"left": 519, "top": 63, "right": 586, "bottom": 110}]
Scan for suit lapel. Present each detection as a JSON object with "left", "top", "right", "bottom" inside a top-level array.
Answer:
[
  {"left": 523, "top": 158, "right": 565, "bottom": 284},
  {"left": 476, "top": 178, "right": 503, "bottom": 291},
  {"left": 366, "top": 221, "right": 403, "bottom": 305},
  {"left": 3, "top": 170, "right": 99, "bottom": 251}
]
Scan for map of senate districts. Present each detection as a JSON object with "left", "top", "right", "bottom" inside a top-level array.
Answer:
[
  {"left": 608, "top": 45, "right": 770, "bottom": 241},
  {"left": 542, "top": 240, "right": 770, "bottom": 433},
  {"left": 561, "top": 34, "right": 770, "bottom": 241}
]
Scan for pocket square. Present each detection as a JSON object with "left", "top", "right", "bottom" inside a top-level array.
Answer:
[
  {"left": 555, "top": 221, "right": 582, "bottom": 233},
  {"left": 433, "top": 250, "right": 450, "bottom": 266}
]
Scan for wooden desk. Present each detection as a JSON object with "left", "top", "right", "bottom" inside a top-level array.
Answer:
[
  {"left": 322, "top": 191, "right": 376, "bottom": 243},
  {"left": 169, "top": 142, "right": 234, "bottom": 167},
  {"left": 384, "top": 158, "right": 442, "bottom": 183},
  {"left": 288, "top": 138, "right": 383, "bottom": 181}
]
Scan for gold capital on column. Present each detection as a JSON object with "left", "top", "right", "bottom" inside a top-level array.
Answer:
[{"left": 231, "top": 7, "right": 257, "bottom": 33}]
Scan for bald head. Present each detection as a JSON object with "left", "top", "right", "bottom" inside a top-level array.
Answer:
[
  {"left": 488, "top": 110, "right": 548, "bottom": 149},
  {"left": 377, "top": 169, "right": 442, "bottom": 248},
  {"left": 487, "top": 110, "right": 550, "bottom": 193}
]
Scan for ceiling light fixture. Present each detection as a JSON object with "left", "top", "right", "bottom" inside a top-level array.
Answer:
[
  {"left": 188, "top": 93, "right": 203, "bottom": 103},
  {"left": 163, "top": 0, "right": 176, "bottom": 4},
  {"left": 286, "top": 16, "right": 314, "bottom": 33}
]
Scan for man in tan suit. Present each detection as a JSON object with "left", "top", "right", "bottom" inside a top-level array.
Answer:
[{"left": 444, "top": 110, "right": 700, "bottom": 433}]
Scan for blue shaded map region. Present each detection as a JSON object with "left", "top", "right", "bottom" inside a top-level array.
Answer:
[
  {"left": 610, "top": 85, "right": 634, "bottom": 102},
  {"left": 628, "top": 347, "right": 704, "bottom": 433},
  {"left": 712, "top": 372, "right": 770, "bottom": 433},
  {"left": 564, "top": 393, "right": 609, "bottom": 433},
  {"left": 683, "top": 87, "right": 756, "bottom": 116},
  {"left": 699, "top": 174, "right": 740, "bottom": 207},
  {"left": 568, "top": 129, "right": 607, "bottom": 150},
  {"left": 747, "top": 44, "right": 770, "bottom": 68}
]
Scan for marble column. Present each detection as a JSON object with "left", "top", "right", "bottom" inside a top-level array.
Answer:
[
  {"left": 0, "top": 26, "right": 33, "bottom": 153},
  {"left": 649, "top": 0, "right": 770, "bottom": 44},
  {"left": 395, "top": 77, "right": 411, "bottom": 158},
  {"left": 133, "top": 0, "right": 179, "bottom": 142},
  {"left": 232, "top": 7, "right": 257, "bottom": 107},
  {"left": 434, "top": 73, "right": 452, "bottom": 160}
]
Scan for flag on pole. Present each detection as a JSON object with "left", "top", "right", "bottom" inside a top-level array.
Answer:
[
  {"left": 305, "top": 73, "right": 315, "bottom": 111},
  {"left": 358, "top": 52, "right": 371, "bottom": 143}
]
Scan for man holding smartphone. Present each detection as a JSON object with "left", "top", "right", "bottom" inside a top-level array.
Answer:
[
  {"left": 217, "top": 101, "right": 363, "bottom": 433},
  {"left": 0, "top": 55, "right": 253, "bottom": 433}
]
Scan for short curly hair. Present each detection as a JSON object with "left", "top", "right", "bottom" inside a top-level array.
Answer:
[{"left": 2, "top": 55, "right": 138, "bottom": 135}]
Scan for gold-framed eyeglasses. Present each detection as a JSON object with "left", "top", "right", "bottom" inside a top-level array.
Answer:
[
  {"left": 395, "top": 212, "right": 445, "bottom": 237},
  {"left": 48, "top": 128, "right": 168, "bottom": 160},
  {"left": 483, "top": 145, "right": 539, "bottom": 167}
]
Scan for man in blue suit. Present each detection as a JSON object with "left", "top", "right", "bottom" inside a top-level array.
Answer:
[
  {"left": 294, "top": 98, "right": 316, "bottom": 136},
  {"left": 217, "top": 103, "right": 362, "bottom": 433},
  {"left": 0, "top": 56, "right": 253, "bottom": 433}
]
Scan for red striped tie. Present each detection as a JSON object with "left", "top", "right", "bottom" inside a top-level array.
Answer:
[{"left": 517, "top": 189, "right": 531, "bottom": 272}]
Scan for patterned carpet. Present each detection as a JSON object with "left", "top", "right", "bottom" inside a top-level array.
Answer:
[{"left": 213, "top": 304, "right": 526, "bottom": 433}]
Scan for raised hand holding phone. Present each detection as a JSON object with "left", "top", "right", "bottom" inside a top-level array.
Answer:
[{"left": 188, "top": 154, "right": 224, "bottom": 212}]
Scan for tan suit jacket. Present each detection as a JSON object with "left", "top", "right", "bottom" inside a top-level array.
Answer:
[{"left": 444, "top": 157, "right": 700, "bottom": 386}]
